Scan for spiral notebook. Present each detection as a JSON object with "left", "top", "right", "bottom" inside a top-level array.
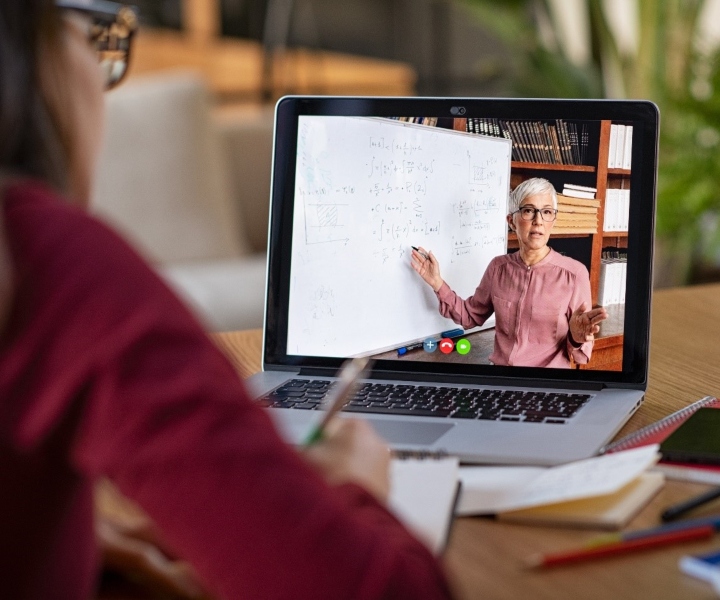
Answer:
[
  {"left": 389, "top": 452, "right": 460, "bottom": 555},
  {"left": 601, "top": 395, "right": 720, "bottom": 484}
]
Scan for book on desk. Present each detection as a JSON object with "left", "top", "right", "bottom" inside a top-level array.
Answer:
[{"left": 456, "top": 445, "right": 663, "bottom": 529}]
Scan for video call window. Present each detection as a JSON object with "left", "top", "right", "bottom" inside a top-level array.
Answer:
[{"left": 287, "top": 115, "right": 630, "bottom": 372}]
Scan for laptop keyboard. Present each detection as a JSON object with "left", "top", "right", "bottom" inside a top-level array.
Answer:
[{"left": 260, "top": 379, "right": 591, "bottom": 424}]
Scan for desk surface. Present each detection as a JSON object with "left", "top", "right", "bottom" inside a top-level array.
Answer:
[{"left": 212, "top": 284, "right": 720, "bottom": 599}]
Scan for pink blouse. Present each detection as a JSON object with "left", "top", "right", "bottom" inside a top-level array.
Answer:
[{"left": 437, "top": 249, "right": 594, "bottom": 368}]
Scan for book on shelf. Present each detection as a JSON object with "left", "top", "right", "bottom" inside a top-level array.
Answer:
[
  {"left": 457, "top": 445, "right": 662, "bottom": 529},
  {"left": 557, "top": 212, "right": 598, "bottom": 223},
  {"left": 558, "top": 204, "right": 597, "bottom": 214},
  {"left": 608, "top": 123, "right": 633, "bottom": 169},
  {"left": 622, "top": 125, "right": 633, "bottom": 169},
  {"left": 603, "top": 188, "right": 630, "bottom": 232},
  {"left": 598, "top": 251, "right": 626, "bottom": 306},
  {"left": 561, "top": 185, "right": 597, "bottom": 199},
  {"left": 614, "top": 124, "right": 626, "bottom": 168},
  {"left": 465, "top": 118, "right": 588, "bottom": 165},
  {"left": 557, "top": 193, "right": 600, "bottom": 208},
  {"left": 552, "top": 225, "right": 598, "bottom": 235},
  {"left": 564, "top": 183, "right": 597, "bottom": 193},
  {"left": 601, "top": 396, "right": 720, "bottom": 485}
]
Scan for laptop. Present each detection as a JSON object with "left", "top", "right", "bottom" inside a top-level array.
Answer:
[{"left": 246, "top": 97, "right": 659, "bottom": 466}]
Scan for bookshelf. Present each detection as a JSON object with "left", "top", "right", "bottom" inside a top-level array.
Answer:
[{"left": 452, "top": 117, "right": 626, "bottom": 370}]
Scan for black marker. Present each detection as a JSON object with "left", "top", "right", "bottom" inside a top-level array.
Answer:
[
  {"left": 411, "top": 245, "right": 429, "bottom": 259},
  {"left": 661, "top": 485, "right": 720, "bottom": 522}
]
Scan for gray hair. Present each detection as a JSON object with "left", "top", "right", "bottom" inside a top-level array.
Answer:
[{"left": 508, "top": 177, "right": 558, "bottom": 213}]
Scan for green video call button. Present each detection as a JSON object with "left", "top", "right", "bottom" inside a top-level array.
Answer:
[{"left": 456, "top": 338, "right": 471, "bottom": 355}]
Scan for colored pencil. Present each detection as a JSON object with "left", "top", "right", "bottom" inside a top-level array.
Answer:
[
  {"left": 526, "top": 525, "right": 715, "bottom": 569},
  {"left": 584, "top": 514, "right": 720, "bottom": 549}
]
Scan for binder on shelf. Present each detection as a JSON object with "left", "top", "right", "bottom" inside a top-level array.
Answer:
[
  {"left": 597, "top": 251, "right": 626, "bottom": 306},
  {"left": 608, "top": 123, "right": 633, "bottom": 170},
  {"left": 603, "top": 189, "right": 629, "bottom": 232},
  {"left": 622, "top": 125, "right": 633, "bottom": 169},
  {"left": 608, "top": 124, "right": 618, "bottom": 168},
  {"left": 614, "top": 124, "right": 626, "bottom": 169}
]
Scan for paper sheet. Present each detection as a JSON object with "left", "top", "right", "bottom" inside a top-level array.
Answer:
[{"left": 458, "top": 445, "right": 660, "bottom": 515}]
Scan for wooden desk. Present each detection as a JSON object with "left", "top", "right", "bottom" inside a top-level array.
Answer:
[{"left": 211, "top": 284, "right": 720, "bottom": 599}]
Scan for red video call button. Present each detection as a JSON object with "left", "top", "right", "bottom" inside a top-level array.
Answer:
[{"left": 439, "top": 338, "right": 454, "bottom": 354}]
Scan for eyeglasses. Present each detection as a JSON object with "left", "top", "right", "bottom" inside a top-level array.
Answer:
[
  {"left": 56, "top": 0, "right": 139, "bottom": 90},
  {"left": 512, "top": 206, "right": 558, "bottom": 222}
]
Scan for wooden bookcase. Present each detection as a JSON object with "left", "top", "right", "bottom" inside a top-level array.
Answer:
[{"left": 452, "top": 117, "right": 626, "bottom": 370}]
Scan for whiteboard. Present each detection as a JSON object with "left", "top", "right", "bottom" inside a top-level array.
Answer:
[{"left": 287, "top": 116, "right": 511, "bottom": 357}]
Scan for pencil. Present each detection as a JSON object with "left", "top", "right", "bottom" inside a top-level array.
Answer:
[
  {"left": 525, "top": 525, "right": 715, "bottom": 569},
  {"left": 302, "top": 356, "right": 372, "bottom": 446},
  {"left": 584, "top": 513, "right": 720, "bottom": 549}
]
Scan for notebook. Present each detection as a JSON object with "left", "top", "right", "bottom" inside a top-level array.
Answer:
[
  {"left": 603, "top": 395, "right": 720, "bottom": 483},
  {"left": 389, "top": 453, "right": 460, "bottom": 554},
  {"left": 456, "top": 444, "right": 662, "bottom": 529},
  {"left": 246, "top": 97, "right": 659, "bottom": 465}
]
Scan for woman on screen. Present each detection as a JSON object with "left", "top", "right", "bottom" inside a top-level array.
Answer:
[
  {"left": 411, "top": 177, "right": 607, "bottom": 368},
  {"left": 0, "top": 1, "right": 451, "bottom": 598}
]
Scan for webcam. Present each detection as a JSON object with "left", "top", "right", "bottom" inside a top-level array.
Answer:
[{"left": 450, "top": 106, "right": 466, "bottom": 116}]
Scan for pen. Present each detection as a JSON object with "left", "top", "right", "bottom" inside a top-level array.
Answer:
[
  {"left": 526, "top": 525, "right": 715, "bottom": 569},
  {"left": 411, "top": 245, "right": 429, "bottom": 259},
  {"left": 441, "top": 328, "right": 464, "bottom": 339},
  {"left": 397, "top": 341, "right": 427, "bottom": 356},
  {"left": 585, "top": 514, "right": 720, "bottom": 549},
  {"left": 302, "top": 356, "right": 372, "bottom": 446},
  {"left": 661, "top": 485, "right": 720, "bottom": 522}
]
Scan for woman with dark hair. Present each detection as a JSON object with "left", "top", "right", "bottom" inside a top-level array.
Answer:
[{"left": 0, "top": 2, "right": 452, "bottom": 598}]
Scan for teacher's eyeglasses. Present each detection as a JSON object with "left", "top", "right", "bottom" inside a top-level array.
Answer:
[
  {"left": 512, "top": 206, "right": 558, "bottom": 222},
  {"left": 56, "top": 0, "right": 139, "bottom": 90}
]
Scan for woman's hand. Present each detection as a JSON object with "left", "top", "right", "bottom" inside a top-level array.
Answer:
[
  {"left": 410, "top": 247, "right": 444, "bottom": 292},
  {"left": 569, "top": 302, "right": 608, "bottom": 344},
  {"left": 303, "top": 418, "right": 391, "bottom": 503}
]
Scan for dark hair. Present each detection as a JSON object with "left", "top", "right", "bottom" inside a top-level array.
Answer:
[{"left": 0, "top": 0, "right": 69, "bottom": 190}]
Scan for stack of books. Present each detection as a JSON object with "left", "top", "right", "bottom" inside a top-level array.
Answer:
[
  {"left": 466, "top": 118, "right": 589, "bottom": 166},
  {"left": 554, "top": 192, "right": 599, "bottom": 235},
  {"left": 598, "top": 251, "right": 627, "bottom": 306},
  {"left": 608, "top": 124, "right": 633, "bottom": 169}
]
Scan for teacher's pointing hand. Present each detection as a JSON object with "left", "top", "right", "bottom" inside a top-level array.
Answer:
[
  {"left": 569, "top": 302, "right": 609, "bottom": 344},
  {"left": 411, "top": 247, "right": 444, "bottom": 292}
]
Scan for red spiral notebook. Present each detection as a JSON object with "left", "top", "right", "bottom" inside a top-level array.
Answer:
[{"left": 601, "top": 396, "right": 720, "bottom": 484}]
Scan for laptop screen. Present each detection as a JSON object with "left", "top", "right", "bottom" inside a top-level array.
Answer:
[{"left": 266, "top": 98, "right": 658, "bottom": 387}]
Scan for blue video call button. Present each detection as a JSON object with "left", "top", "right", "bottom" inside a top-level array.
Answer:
[{"left": 423, "top": 338, "right": 438, "bottom": 353}]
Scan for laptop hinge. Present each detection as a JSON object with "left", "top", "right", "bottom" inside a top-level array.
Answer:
[{"left": 298, "top": 367, "right": 605, "bottom": 391}]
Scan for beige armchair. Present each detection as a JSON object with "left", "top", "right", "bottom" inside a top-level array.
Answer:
[{"left": 92, "top": 72, "right": 273, "bottom": 331}]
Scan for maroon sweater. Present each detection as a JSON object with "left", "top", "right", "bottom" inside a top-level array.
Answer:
[{"left": 0, "top": 182, "right": 452, "bottom": 599}]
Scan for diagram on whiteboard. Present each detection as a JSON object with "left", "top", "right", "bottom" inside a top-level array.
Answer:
[{"left": 287, "top": 116, "right": 512, "bottom": 358}]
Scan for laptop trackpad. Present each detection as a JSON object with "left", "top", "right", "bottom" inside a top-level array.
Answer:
[{"left": 367, "top": 418, "right": 454, "bottom": 445}]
